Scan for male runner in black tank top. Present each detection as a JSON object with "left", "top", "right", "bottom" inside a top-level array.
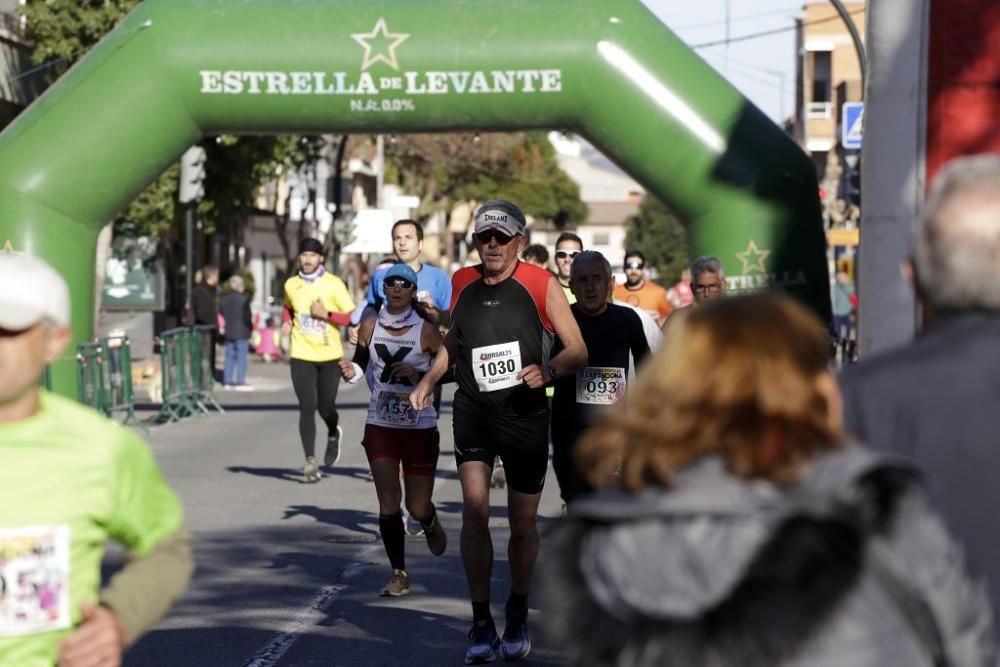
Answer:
[
  {"left": 550, "top": 251, "right": 651, "bottom": 504},
  {"left": 411, "top": 199, "right": 586, "bottom": 664}
]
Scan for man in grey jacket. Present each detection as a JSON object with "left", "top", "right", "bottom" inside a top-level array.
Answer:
[{"left": 841, "top": 154, "right": 1000, "bottom": 618}]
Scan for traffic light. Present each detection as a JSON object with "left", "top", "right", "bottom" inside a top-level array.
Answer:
[
  {"left": 841, "top": 151, "right": 861, "bottom": 206},
  {"left": 333, "top": 215, "right": 357, "bottom": 246},
  {"left": 178, "top": 146, "right": 207, "bottom": 204}
]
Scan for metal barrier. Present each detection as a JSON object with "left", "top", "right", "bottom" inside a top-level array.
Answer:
[
  {"left": 102, "top": 335, "right": 141, "bottom": 429},
  {"left": 191, "top": 325, "right": 224, "bottom": 413},
  {"left": 155, "top": 327, "right": 198, "bottom": 422},
  {"left": 76, "top": 342, "right": 106, "bottom": 412},
  {"left": 73, "top": 328, "right": 224, "bottom": 427}
]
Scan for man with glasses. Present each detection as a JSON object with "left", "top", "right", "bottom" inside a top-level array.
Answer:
[
  {"left": 661, "top": 256, "right": 728, "bottom": 333},
  {"left": 553, "top": 232, "right": 583, "bottom": 303},
  {"left": 612, "top": 250, "right": 672, "bottom": 325},
  {"left": 410, "top": 199, "right": 587, "bottom": 664}
]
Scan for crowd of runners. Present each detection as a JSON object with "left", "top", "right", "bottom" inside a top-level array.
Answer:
[{"left": 6, "top": 154, "right": 1000, "bottom": 667}]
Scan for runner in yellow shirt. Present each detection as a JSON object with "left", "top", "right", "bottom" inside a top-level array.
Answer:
[{"left": 281, "top": 238, "right": 356, "bottom": 482}]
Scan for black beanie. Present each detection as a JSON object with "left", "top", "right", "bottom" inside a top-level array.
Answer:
[{"left": 298, "top": 237, "right": 324, "bottom": 255}]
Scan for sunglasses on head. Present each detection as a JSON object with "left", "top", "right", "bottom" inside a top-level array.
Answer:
[
  {"left": 383, "top": 277, "right": 415, "bottom": 290},
  {"left": 475, "top": 229, "right": 514, "bottom": 246},
  {"left": 555, "top": 250, "right": 581, "bottom": 260},
  {"left": 625, "top": 261, "right": 644, "bottom": 269}
]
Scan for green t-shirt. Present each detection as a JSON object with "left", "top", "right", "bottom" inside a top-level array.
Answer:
[{"left": 0, "top": 392, "right": 184, "bottom": 667}]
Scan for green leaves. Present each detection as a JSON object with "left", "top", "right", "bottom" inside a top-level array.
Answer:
[
  {"left": 624, "top": 197, "right": 690, "bottom": 284},
  {"left": 388, "top": 132, "right": 585, "bottom": 228}
]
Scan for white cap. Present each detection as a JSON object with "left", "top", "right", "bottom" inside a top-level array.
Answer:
[{"left": 0, "top": 253, "right": 71, "bottom": 330}]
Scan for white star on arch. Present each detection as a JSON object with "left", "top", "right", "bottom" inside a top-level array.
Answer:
[
  {"left": 736, "top": 240, "right": 771, "bottom": 274},
  {"left": 351, "top": 18, "right": 410, "bottom": 72}
]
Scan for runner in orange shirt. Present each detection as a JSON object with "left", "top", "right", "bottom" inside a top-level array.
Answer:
[{"left": 612, "top": 250, "right": 672, "bottom": 325}]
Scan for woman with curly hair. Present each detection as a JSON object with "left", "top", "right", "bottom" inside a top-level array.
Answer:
[{"left": 539, "top": 293, "right": 995, "bottom": 666}]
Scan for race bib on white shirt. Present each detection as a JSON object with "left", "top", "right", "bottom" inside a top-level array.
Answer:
[
  {"left": 374, "top": 390, "right": 418, "bottom": 426},
  {"left": 576, "top": 367, "right": 627, "bottom": 405},
  {"left": 472, "top": 341, "right": 522, "bottom": 392},
  {"left": 0, "top": 525, "right": 71, "bottom": 637}
]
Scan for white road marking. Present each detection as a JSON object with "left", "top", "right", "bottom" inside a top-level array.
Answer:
[{"left": 241, "top": 545, "right": 380, "bottom": 667}]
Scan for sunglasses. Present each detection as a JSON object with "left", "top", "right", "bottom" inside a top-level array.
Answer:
[
  {"left": 625, "top": 262, "right": 644, "bottom": 269},
  {"left": 475, "top": 230, "right": 515, "bottom": 246},
  {"left": 555, "top": 250, "right": 581, "bottom": 260},
  {"left": 384, "top": 278, "right": 415, "bottom": 290}
]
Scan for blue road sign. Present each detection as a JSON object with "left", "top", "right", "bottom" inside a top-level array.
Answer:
[{"left": 842, "top": 102, "right": 863, "bottom": 150}]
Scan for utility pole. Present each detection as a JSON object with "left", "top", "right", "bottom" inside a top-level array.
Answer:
[{"left": 179, "top": 145, "right": 207, "bottom": 313}]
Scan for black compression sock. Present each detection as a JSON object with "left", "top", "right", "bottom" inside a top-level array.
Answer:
[
  {"left": 418, "top": 503, "right": 438, "bottom": 530},
  {"left": 506, "top": 592, "right": 528, "bottom": 619},
  {"left": 472, "top": 600, "right": 493, "bottom": 626},
  {"left": 378, "top": 512, "right": 406, "bottom": 572}
]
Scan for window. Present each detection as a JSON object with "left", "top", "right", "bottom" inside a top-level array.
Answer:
[{"left": 811, "top": 51, "right": 832, "bottom": 104}]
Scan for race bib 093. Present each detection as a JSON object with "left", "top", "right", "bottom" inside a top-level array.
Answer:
[
  {"left": 472, "top": 341, "right": 522, "bottom": 393},
  {"left": 576, "top": 367, "right": 627, "bottom": 405},
  {"left": 0, "top": 525, "right": 71, "bottom": 637}
]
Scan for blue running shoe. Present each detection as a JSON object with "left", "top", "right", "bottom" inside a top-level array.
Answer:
[
  {"left": 500, "top": 615, "right": 531, "bottom": 661},
  {"left": 465, "top": 622, "right": 500, "bottom": 664}
]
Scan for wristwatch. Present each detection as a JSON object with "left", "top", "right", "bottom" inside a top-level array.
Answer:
[{"left": 546, "top": 364, "right": 558, "bottom": 381}]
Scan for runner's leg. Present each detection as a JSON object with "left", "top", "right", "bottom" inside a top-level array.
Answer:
[
  {"left": 290, "top": 359, "right": 318, "bottom": 458},
  {"left": 316, "top": 359, "right": 341, "bottom": 436},
  {"left": 458, "top": 461, "right": 494, "bottom": 603},
  {"left": 507, "top": 489, "right": 542, "bottom": 596}
]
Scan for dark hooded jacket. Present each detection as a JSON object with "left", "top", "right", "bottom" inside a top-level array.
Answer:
[{"left": 539, "top": 445, "right": 996, "bottom": 667}]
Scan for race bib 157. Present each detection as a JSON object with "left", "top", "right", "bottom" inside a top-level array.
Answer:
[
  {"left": 576, "top": 367, "right": 627, "bottom": 405},
  {"left": 374, "top": 390, "right": 418, "bottom": 426},
  {"left": 472, "top": 341, "right": 522, "bottom": 393},
  {"left": 0, "top": 525, "right": 71, "bottom": 637}
]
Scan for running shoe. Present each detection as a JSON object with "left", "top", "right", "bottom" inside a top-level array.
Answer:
[
  {"left": 490, "top": 465, "right": 506, "bottom": 489},
  {"left": 233, "top": 383, "right": 255, "bottom": 392},
  {"left": 324, "top": 426, "right": 342, "bottom": 466},
  {"left": 303, "top": 458, "right": 321, "bottom": 483},
  {"left": 500, "top": 614, "right": 531, "bottom": 662},
  {"left": 423, "top": 513, "right": 447, "bottom": 556},
  {"left": 380, "top": 569, "right": 410, "bottom": 597},
  {"left": 403, "top": 506, "right": 424, "bottom": 536},
  {"left": 465, "top": 622, "right": 500, "bottom": 665}
]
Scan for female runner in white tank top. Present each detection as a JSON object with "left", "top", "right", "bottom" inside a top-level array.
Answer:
[{"left": 340, "top": 264, "right": 446, "bottom": 597}]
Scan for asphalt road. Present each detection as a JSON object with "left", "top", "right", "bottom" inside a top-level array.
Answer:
[{"left": 119, "top": 359, "right": 567, "bottom": 667}]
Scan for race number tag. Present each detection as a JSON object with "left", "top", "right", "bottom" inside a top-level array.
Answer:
[
  {"left": 576, "top": 367, "right": 627, "bottom": 405},
  {"left": 375, "top": 390, "right": 418, "bottom": 426},
  {"left": 472, "top": 341, "right": 522, "bottom": 392},
  {"left": 0, "top": 525, "right": 71, "bottom": 637},
  {"left": 297, "top": 313, "right": 327, "bottom": 335}
]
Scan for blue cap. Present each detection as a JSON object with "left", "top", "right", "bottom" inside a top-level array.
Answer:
[{"left": 383, "top": 263, "right": 418, "bottom": 285}]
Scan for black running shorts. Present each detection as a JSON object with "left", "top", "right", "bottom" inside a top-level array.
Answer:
[{"left": 452, "top": 391, "right": 549, "bottom": 494}]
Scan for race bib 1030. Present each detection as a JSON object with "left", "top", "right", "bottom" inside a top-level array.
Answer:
[
  {"left": 576, "top": 367, "right": 627, "bottom": 405},
  {"left": 472, "top": 341, "right": 522, "bottom": 393},
  {"left": 0, "top": 525, "right": 71, "bottom": 637},
  {"left": 374, "top": 390, "right": 418, "bottom": 426}
]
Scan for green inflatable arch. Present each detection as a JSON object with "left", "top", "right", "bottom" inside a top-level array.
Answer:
[{"left": 0, "top": 0, "right": 830, "bottom": 395}]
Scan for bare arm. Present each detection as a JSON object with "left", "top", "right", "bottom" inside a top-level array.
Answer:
[
  {"left": 518, "top": 277, "right": 587, "bottom": 388},
  {"left": 544, "top": 276, "right": 587, "bottom": 378},
  {"left": 340, "top": 317, "right": 375, "bottom": 381},
  {"left": 410, "top": 327, "right": 455, "bottom": 410}
]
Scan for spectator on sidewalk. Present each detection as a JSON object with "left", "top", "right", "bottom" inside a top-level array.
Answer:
[
  {"left": 253, "top": 316, "right": 283, "bottom": 363},
  {"left": 541, "top": 293, "right": 995, "bottom": 666},
  {"left": 841, "top": 153, "right": 1000, "bottom": 618},
  {"left": 221, "top": 274, "right": 253, "bottom": 391},
  {"left": 0, "top": 253, "right": 193, "bottom": 667},
  {"left": 190, "top": 264, "right": 220, "bottom": 378}
]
